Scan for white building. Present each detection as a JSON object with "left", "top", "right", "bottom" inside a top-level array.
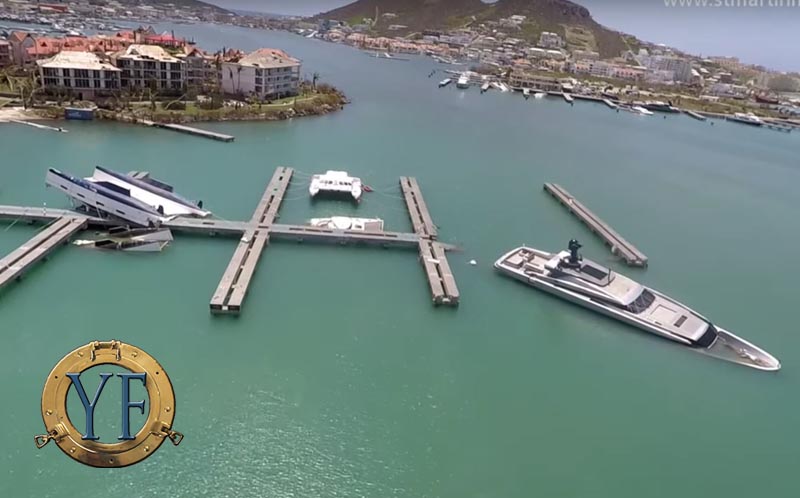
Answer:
[
  {"left": 114, "top": 44, "right": 185, "bottom": 92},
  {"left": 641, "top": 55, "right": 693, "bottom": 83},
  {"left": 538, "top": 31, "right": 564, "bottom": 49},
  {"left": 221, "top": 48, "right": 301, "bottom": 99},
  {"left": 37, "top": 51, "right": 121, "bottom": 99}
]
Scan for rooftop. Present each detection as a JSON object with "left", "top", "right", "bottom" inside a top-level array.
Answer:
[
  {"left": 37, "top": 50, "right": 120, "bottom": 71},
  {"left": 234, "top": 48, "right": 300, "bottom": 69},
  {"left": 117, "top": 44, "right": 181, "bottom": 63}
]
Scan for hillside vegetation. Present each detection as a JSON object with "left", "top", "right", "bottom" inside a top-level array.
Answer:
[{"left": 317, "top": 0, "right": 626, "bottom": 58}]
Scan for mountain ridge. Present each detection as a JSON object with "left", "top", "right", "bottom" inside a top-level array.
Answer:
[{"left": 315, "top": 0, "right": 627, "bottom": 59}]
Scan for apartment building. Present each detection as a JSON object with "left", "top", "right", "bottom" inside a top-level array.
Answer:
[
  {"left": 221, "top": 48, "right": 301, "bottom": 99},
  {"left": 114, "top": 44, "right": 185, "bottom": 92},
  {"left": 37, "top": 50, "right": 121, "bottom": 99}
]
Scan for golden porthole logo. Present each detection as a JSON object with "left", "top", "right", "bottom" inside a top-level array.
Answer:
[{"left": 34, "top": 340, "right": 183, "bottom": 467}]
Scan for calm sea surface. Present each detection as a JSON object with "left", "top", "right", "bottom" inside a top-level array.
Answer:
[{"left": 1, "top": 23, "right": 798, "bottom": 498}]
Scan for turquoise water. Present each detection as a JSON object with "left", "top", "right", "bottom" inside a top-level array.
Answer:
[{"left": 1, "top": 23, "right": 799, "bottom": 498}]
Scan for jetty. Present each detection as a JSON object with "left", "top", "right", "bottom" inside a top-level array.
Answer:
[
  {"left": 139, "top": 119, "right": 234, "bottom": 142},
  {"left": 0, "top": 168, "right": 460, "bottom": 311},
  {"left": 209, "top": 167, "right": 291, "bottom": 313},
  {"left": 543, "top": 183, "right": 648, "bottom": 267},
  {"left": 683, "top": 110, "right": 707, "bottom": 121},
  {"left": 0, "top": 217, "right": 86, "bottom": 291}
]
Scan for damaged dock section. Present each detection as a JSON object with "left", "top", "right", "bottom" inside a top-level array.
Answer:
[
  {"left": 543, "top": 183, "right": 648, "bottom": 267},
  {"left": 0, "top": 217, "right": 87, "bottom": 291}
]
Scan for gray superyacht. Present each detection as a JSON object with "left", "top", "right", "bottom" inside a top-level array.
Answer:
[{"left": 494, "top": 240, "right": 780, "bottom": 371}]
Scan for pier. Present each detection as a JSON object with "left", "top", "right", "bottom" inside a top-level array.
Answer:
[
  {"left": 209, "top": 167, "right": 293, "bottom": 314},
  {"left": 682, "top": 110, "right": 707, "bottom": 121},
  {"left": 0, "top": 217, "right": 86, "bottom": 291},
  {"left": 139, "top": 119, "right": 235, "bottom": 142},
  {"left": 543, "top": 183, "right": 648, "bottom": 267},
  {"left": 0, "top": 168, "right": 460, "bottom": 311}
]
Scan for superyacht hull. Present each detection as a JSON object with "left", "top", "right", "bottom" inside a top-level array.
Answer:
[{"left": 494, "top": 246, "right": 780, "bottom": 371}]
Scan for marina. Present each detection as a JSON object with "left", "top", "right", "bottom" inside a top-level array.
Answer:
[
  {"left": 0, "top": 167, "right": 460, "bottom": 312},
  {"left": 543, "top": 183, "right": 648, "bottom": 267}
]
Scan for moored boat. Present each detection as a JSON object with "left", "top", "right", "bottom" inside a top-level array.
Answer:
[
  {"left": 309, "top": 170, "right": 363, "bottom": 203},
  {"left": 308, "top": 216, "right": 384, "bottom": 231},
  {"left": 438, "top": 78, "right": 452, "bottom": 88},
  {"left": 728, "top": 112, "right": 764, "bottom": 126},
  {"left": 494, "top": 240, "right": 781, "bottom": 371},
  {"left": 456, "top": 74, "right": 470, "bottom": 89}
]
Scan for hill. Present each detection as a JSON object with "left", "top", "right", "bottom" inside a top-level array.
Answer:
[{"left": 316, "top": 0, "right": 627, "bottom": 59}]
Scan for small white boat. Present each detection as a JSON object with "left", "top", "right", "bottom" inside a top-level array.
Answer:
[
  {"left": 456, "top": 74, "right": 470, "bottom": 89},
  {"left": 309, "top": 170, "right": 363, "bottom": 203},
  {"left": 497, "top": 82, "right": 510, "bottom": 92},
  {"left": 438, "top": 78, "right": 452, "bottom": 88},
  {"left": 308, "top": 216, "right": 384, "bottom": 232},
  {"left": 523, "top": 88, "right": 530, "bottom": 99},
  {"left": 533, "top": 91, "right": 546, "bottom": 99},
  {"left": 729, "top": 112, "right": 764, "bottom": 126},
  {"left": 481, "top": 82, "right": 490, "bottom": 92},
  {"left": 563, "top": 93, "right": 574, "bottom": 104},
  {"left": 631, "top": 105, "right": 653, "bottom": 116}
]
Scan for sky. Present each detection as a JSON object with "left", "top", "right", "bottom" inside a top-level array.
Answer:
[{"left": 205, "top": 0, "right": 800, "bottom": 71}]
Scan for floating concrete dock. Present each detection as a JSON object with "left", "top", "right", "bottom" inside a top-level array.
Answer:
[
  {"left": 0, "top": 217, "right": 86, "bottom": 291},
  {"left": 209, "top": 168, "right": 293, "bottom": 314},
  {"left": 138, "top": 119, "right": 234, "bottom": 142},
  {"left": 400, "top": 176, "right": 438, "bottom": 239},
  {"left": 543, "top": 183, "right": 648, "bottom": 267},
  {"left": 683, "top": 110, "right": 707, "bottom": 121},
  {"left": 400, "top": 177, "right": 460, "bottom": 304},
  {"left": 0, "top": 168, "right": 460, "bottom": 311}
]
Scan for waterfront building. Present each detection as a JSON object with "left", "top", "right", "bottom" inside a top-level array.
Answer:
[
  {"left": 220, "top": 48, "right": 301, "bottom": 100},
  {"left": 114, "top": 44, "right": 185, "bottom": 92},
  {"left": 0, "top": 40, "right": 10, "bottom": 67},
  {"left": 508, "top": 71, "right": 561, "bottom": 91},
  {"left": 36, "top": 50, "right": 121, "bottom": 99},
  {"left": 640, "top": 55, "right": 693, "bottom": 83},
  {"left": 538, "top": 31, "right": 564, "bottom": 49},
  {"left": 178, "top": 46, "right": 218, "bottom": 91}
]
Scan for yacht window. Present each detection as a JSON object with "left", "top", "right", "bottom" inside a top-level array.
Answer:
[
  {"left": 674, "top": 315, "right": 688, "bottom": 327},
  {"left": 581, "top": 264, "right": 609, "bottom": 280},
  {"left": 694, "top": 324, "right": 718, "bottom": 348},
  {"left": 625, "top": 289, "right": 655, "bottom": 314}
]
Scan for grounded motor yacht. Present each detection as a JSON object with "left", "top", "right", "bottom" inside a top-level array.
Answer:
[{"left": 494, "top": 240, "right": 780, "bottom": 371}]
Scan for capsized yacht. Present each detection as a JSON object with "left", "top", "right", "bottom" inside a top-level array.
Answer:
[
  {"left": 309, "top": 170, "right": 363, "bottom": 202},
  {"left": 494, "top": 240, "right": 780, "bottom": 371}
]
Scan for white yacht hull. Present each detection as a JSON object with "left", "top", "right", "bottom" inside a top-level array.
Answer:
[
  {"left": 46, "top": 169, "right": 165, "bottom": 227},
  {"left": 494, "top": 246, "right": 780, "bottom": 371}
]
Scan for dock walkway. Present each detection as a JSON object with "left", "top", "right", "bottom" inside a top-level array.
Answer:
[
  {"left": 139, "top": 119, "right": 234, "bottom": 142},
  {"left": 209, "top": 168, "right": 294, "bottom": 314},
  {"left": 543, "top": 183, "right": 648, "bottom": 267},
  {"left": 400, "top": 177, "right": 460, "bottom": 304},
  {"left": 0, "top": 217, "right": 86, "bottom": 291}
]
